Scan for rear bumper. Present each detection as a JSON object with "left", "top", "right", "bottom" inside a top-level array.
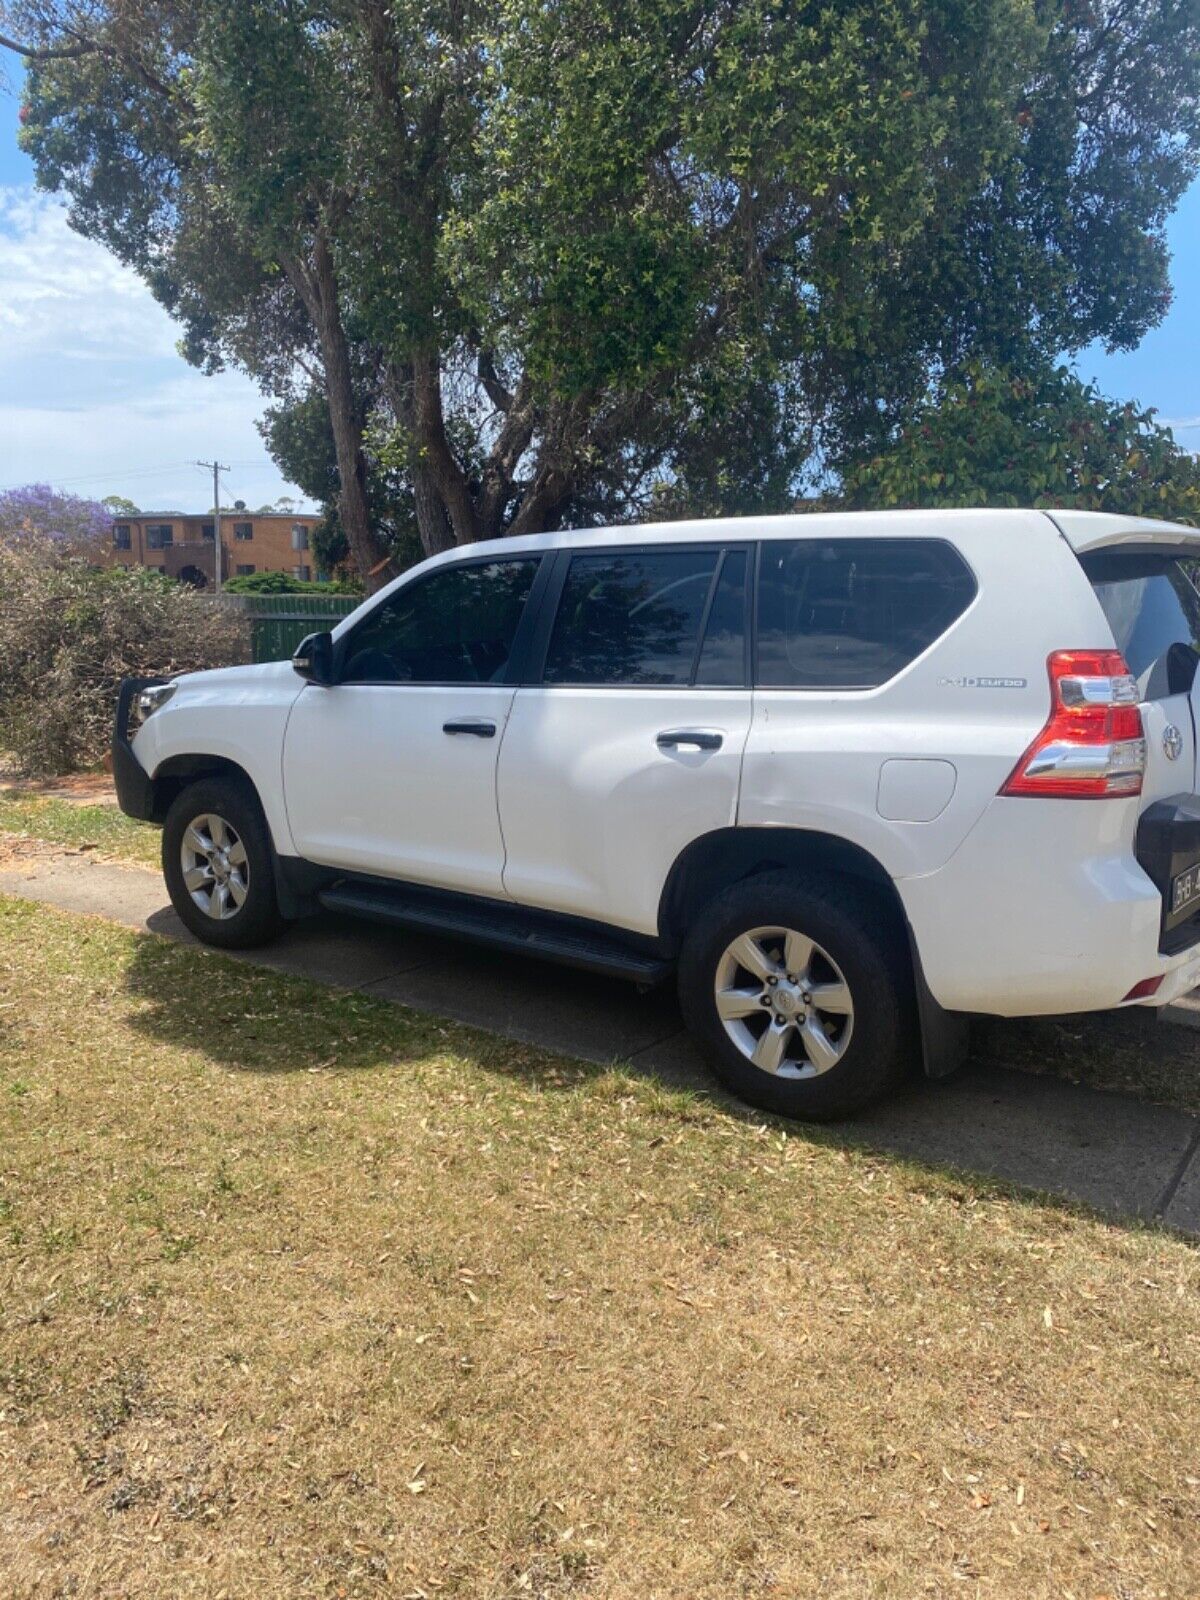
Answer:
[
  {"left": 1135, "top": 794, "right": 1200, "bottom": 954},
  {"left": 898, "top": 796, "right": 1198, "bottom": 1016},
  {"left": 111, "top": 679, "right": 164, "bottom": 822}
]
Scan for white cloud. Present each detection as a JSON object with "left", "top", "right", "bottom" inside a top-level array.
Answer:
[
  {"left": 0, "top": 186, "right": 310, "bottom": 508},
  {"left": 1161, "top": 415, "right": 1200, "bottom": 432},
  {"left": 0, "top": 187, "right": 177, "bottom": 364}
]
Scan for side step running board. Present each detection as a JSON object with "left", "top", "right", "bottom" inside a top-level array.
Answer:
[{"left": 318, "top": 884, "right": 670, "bottom": 986}]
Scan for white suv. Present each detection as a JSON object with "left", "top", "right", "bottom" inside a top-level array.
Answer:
[{"left": 114, "top": 509, "right": 1200, "bottom": 1119}]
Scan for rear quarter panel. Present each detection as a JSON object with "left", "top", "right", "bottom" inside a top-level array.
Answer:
[{"left": 738, "top": 511, "right": 1110, "bottom": 877}]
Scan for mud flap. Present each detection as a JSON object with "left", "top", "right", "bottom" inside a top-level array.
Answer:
[{"left": 906, "top": 922, "right": 971, "bottom": 1079}]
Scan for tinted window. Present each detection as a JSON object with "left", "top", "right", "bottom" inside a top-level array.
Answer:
[
  {"left": 756, "top": 538, "right": 975, "bottom": 689},
  {"left": 695, "top": 550, "right": 747, "bottom": 686},
  {"left": 1079, "top": 552, "right": 1200, "bottom": 696},
  {"left": 341, "top": 559, "right": 538, "bottom": 685},
  {"left": 544, "top": 550, "right": 720, "bottom": 685}
]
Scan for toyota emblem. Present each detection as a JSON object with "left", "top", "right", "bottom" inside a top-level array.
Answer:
[{"left": 1164, "top": 724, "right": 1184, "bottom": 762}]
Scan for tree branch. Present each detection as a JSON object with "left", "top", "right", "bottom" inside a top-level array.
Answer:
[
  {"left": 0, "top": 28, "right": 94, "bottom": 59},
  {"left": 476, "top": 345, "right": 514, "bottom": 414}
]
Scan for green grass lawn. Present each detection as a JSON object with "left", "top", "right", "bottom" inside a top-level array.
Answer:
[
  {"left": 0, "top": 791, "right": 160, "bottom": 867},
  {"left": 0, "top": 895, "right": 1197, "bottom": 1599}
]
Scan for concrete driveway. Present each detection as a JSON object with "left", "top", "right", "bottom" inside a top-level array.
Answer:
[{"left": 2, "top": 848, "right": 1198, "bottom": 1235}]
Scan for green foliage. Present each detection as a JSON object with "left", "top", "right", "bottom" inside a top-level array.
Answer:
[
  {"left": 10, "top": 0, "right": 1200, "bottom": 560},
  {"left": 221, "top": 570, "right": 361, "bottom": 596},
  {"left": 837, "top": 364, "right": 1200, "bottom": 524}
]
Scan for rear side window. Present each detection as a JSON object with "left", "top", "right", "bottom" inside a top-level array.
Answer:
[
  {"left": 544, "top": 549, "right": 731, "bottom": 686},
  {"left": 1078, "top": 551, "right": 1200, "bottom": 697},
  {"left": 695, "top": 550, "right": 747, "bottom": 686},
  {"left": 756, "top": 538, "right": 976, "bottom": 689}
]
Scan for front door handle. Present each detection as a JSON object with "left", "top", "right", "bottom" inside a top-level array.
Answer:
[
  {"left": 656, "top": 728, "right": 723, "bottom": 752},
  {"left": 443, "top": 718, "right": 497, "bottom": 738}
]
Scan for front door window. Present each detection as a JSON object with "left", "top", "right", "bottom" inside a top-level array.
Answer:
[{"left": 341, "top": 559, "right": 539, "bottom": 685}]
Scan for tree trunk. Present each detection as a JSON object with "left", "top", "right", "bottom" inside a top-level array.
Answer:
[
  {"left": 411, "top": 461, "right": 456, "bottom": 558},
  {"left": 383, "top": 361, "right": 456, "bottom": 558},
  {"left": 412, "top": 352, "right": 480, "bottom": 546},
  {"left": 288, "top": 232, "right": 392, "bottom": 590}
]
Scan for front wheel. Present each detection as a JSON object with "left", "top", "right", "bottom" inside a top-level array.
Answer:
[
  {"left": 162, "top": 778, "right": 284, "bottom": 949},
  {"left": 678, "top": 871, "right": 913, "bottom": 1120}
]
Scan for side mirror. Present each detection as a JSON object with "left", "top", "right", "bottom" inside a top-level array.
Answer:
[{"left": 292, "top": 631, "right": 335, "bottom": 685}]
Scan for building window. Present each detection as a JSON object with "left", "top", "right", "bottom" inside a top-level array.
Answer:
[
  {"left": 292, "top": 564, "right": 312, "bottom": 583},
  {"left": 234, "top": 522, "right": 254, "bottom": 542},
  {"left": 113, "top": 524, "right": 131, "bottom": 550},
  {"left": 201, "top": 522, "right": 215, "bottom": 541},
  {"left": 236, "top": 564, "right": 256, "bottom": 576},
  {"left": 291, "top": 524, "right": 310, "bottom": 551},
  {"left": 145, "top": 523, "right": 174, "bottom": 549}
]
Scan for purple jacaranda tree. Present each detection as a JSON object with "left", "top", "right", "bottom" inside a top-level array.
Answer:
[{"left": 0, "top": 484, "right": 112, "bottom": 551}]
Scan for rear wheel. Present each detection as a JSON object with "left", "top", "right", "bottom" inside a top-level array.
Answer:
[
  {"left": 678, "top": 870, "right": 912, "bottom": 1120},
  {"left": 162, "top": 778, "right": 284, "bottom": 949}
]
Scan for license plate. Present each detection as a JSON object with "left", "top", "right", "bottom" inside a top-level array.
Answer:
[{"left": 1171, "top": 864, "right": 1200, "bottom": 918}]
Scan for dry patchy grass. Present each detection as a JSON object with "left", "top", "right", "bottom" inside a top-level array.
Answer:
[
  {"left": 0, "top": 792, "right": 159, "bottom": 869},
  {"left": 0, "top": 896, "right": 1197, "bottom": 1599}
]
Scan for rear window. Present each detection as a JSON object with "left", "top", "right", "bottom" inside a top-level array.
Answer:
[
  {"left": 756, "top": 538, "right": 976, "bottom": 689},
  {"left": 544, "top": 548, "right": 738, "bottom": 686},
  {"left": 1078, "top": 552, "right": 1200, "bottom": 697}
]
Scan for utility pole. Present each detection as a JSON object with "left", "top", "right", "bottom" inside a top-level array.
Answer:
[{"left": 195, "top": 459, "right": 230, "bottom": 591}]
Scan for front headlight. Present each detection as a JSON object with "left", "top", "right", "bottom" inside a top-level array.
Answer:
[{"left": 135, "top": 682, "right": 178, "bottom": 725}]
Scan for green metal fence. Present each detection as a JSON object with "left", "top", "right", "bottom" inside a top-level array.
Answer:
[{"left": 214, "top": 593, "right": 362, "bottom": 663}]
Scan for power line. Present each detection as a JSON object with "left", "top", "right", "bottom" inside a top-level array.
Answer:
[
  {"left": 0, "top": 462, "right": 194, "bottom": 492},
  {"left": 0, "top": 459, "right": 291, "bottom": 493}
]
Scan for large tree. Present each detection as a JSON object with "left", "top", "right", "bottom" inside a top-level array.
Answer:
[
  {"left": 836, "top": 361, "right": 1200, "bottom": 523},
  {"left": 5, "top": 1, "right": 1199, "bottom": 584}
]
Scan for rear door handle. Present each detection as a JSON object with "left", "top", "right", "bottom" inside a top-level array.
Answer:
[
  {"left": 443, "top": 718, "right": 497, "bottom": 738},
  {"left": 656, "top": 728, "right": 723, "bottom": 752}
]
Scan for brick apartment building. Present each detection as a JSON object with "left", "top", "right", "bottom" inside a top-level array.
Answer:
[{"left": 107, "top": 510, "right": 325, "bottom": 587}]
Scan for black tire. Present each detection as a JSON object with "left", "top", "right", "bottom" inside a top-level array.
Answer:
[
  {"left": 678, "top": 870, "right": 914, "bottom": 1121},
  {"left": 162, "top": 777, "right": 284, "bottom": 950}
]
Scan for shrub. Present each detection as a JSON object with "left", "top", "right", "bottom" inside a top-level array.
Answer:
[
  {"left": 0, "top": 537, "right": 249, "bottom": 776},
  {"left": 221, "top": 570, "right": 362, "bottom": 596}
]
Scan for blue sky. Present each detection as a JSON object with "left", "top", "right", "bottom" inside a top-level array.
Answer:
[
  {"left": 0, "top": 47, "right": 1197, "bottom": 513},
  {"left": 0, "top": 48, "right": 306, "bottom": 510}
]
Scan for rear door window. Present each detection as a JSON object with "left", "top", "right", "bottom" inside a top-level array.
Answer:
[
  {"left": 694, "top": 550, "right": 748, "bottom": 686},
  {"left": 1078, "top": 551, "right": 1200, "bottom": 698},
  {"left": 756, "top": 538, "right": 976, "bottom": 689},
  {"left": 544, "top": 548, "right": 728, "bottom": 686}
]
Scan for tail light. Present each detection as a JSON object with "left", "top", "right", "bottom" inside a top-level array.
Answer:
[{"left": 1001, "top": 650, "right": 1145, "bottom": 799}]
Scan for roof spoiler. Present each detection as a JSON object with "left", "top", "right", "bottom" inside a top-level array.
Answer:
[{"left": 1046, "top": 510, "right": 1200, "bottom": 555}]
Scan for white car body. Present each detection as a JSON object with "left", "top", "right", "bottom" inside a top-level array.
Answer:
[{"left": 124, "top": 507, "right": 1200, "bottom": 1028}]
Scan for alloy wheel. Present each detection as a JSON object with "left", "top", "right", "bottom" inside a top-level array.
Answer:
[
  {"left": 179, "top": 812, "right": 249, "bottom": 921},
  {"left": 713, "top": 924, "right": 854, "bottom": 1078}
]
